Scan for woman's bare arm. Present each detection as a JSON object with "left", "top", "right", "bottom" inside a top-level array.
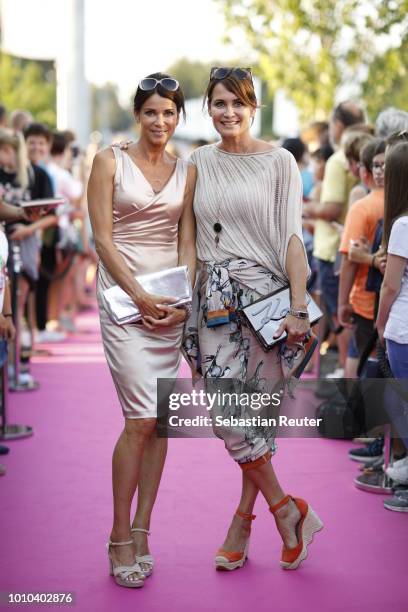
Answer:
[
  {"left": 376, "top": 253, "right": 406, "bottom": 343},
  {"left": 274, "top": 235, "right": 310, "bottom": 343},
  {"left": 178, "top": 164, "right": 197, "bottom": 285}
]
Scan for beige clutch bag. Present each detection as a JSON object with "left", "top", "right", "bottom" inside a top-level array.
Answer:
[{"left": 102, "top": 265, "right": 192, "bottom": 325}]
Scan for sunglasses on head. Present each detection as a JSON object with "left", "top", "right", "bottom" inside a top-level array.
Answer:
[
  {"left": 210, "top": 67, "right": 252, "bottom": 81},
  {"left": 138, "top": 77, "right": 180, "bottom": 92}
]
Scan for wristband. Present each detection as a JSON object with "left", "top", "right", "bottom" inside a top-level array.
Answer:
[
  {"left": 3, "top": 313, "right": 13, "bottom": 317},
  {"left": 288, "top": 308, "right": 309, "bottom": 320}
]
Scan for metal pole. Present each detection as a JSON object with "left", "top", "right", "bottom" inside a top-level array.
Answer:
[
  {"left": 8, "top": 241, "right": 38, "bottom": 392},
  {"left": 0, "top": 340, "right": 33, "bottom": 441}
]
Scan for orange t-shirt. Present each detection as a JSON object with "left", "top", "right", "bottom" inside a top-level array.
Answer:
[{"left": 339, "top": 189, "right": 384, "bottom": 320}]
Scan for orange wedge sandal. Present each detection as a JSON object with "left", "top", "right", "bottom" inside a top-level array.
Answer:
[
  {"left": 214, "top": 510, "right": 256, "bottom": 571},
  {"left": 270, "top": 495, "right": 323, "bottom": 570}
]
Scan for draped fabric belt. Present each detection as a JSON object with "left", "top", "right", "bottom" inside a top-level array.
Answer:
[{"left": 204, "top": 259, "right": 277, "bottom": 328}]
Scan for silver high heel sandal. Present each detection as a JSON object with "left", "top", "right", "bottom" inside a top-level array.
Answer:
[
  {"left": 106, "top": 538, "right": 145, "bottom": 588},
  {"left": 131, "top": 528, "right": 155, "bottom": 577}
]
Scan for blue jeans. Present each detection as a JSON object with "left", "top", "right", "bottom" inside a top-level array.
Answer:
[
  {"left": 316, "top": 258, "right": 339, "bottom": 316},
  {"left": 385, "top": 339, "right": 408, "bottom": 449}
]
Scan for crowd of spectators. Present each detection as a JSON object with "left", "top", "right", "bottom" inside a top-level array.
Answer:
[
  {"left": 282, "top": 105, "right": 408, "bottom": 513},
  {"left": 0, "top": 103, "right": 95, "bottom": 475}
]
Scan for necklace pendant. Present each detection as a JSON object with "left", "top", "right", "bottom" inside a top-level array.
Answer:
[{"left": 213, "top": 221, "right": 222, "bottom": 247}]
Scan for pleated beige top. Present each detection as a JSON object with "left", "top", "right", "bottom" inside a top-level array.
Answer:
[
  {"left": 190, "top": 143, "right": 306, "bottom": 276},
  {"left": 96, "top": 147, "right": 188, "bottom": 419}
]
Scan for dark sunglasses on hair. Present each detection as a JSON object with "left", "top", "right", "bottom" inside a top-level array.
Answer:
[
  {"left": 210, "top": 67, "right": 252, "bottom": 81},
  {"left": 138, "top": 77, "right": 179, "bottom": 92}
]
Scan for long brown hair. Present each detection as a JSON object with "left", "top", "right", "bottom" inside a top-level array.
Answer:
[{"left": 383, "top": 141, "right": 408, "bottom": 250}]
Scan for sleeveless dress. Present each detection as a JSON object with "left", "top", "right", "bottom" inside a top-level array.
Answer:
[
  {"left": 96, "top": 147, "right": 188, "bottom": 418},
  {"left": 184, "top": 144, "right": 307, "bottom": 463}
]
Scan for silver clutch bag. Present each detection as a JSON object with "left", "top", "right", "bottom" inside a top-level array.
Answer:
[
  {"left": 240, "top": 286, "right": 323, "bottom": 351},
  {"left": 102, "top": 265, "right": 192, "bottom": 325}
]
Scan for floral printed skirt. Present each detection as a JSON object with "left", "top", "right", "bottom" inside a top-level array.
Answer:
[{"left": 184, "top": 261, "right": 285, "bottom": 464}]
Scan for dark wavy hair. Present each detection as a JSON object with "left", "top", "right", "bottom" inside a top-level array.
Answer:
[{"left": 133, "top": 72, "right": 186, "bottom": 120}]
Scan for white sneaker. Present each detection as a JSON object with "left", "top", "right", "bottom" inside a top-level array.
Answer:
[
  {"left": 386, "top": 456, "right": 408, "bottom": 484},
  {"left": 18, "top": 372, "right": 35, "bottom": 386},
  {"left": 35, "top": 329, "right": 67, "bottom": 343},
  {"left": 325, "top": 367, "right": 345, "bottom": 379},
  {"left": 20, "top": 329, "right": 32, "bottom": 348},
  {"left": 391, "top": 455, "right": 408, "bottom": 469}
]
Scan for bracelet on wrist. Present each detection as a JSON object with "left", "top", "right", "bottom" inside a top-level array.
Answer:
[
  {"left": 288, "top": 308, "right": 309, "bottom": 320},
  {"left": 3, "top": 313, "right": 12, "bottom": 318}
]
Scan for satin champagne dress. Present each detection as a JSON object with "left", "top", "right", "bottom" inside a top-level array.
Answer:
[{"left": 96, "top": 147, "right": 188, "bottom": 418}]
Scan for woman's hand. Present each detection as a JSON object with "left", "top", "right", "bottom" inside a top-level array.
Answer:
[
  {"left": 23, "top": 206, "right": 47, "bottom": 221},
  {"left": 373, "top": 248, "right": 387, "bottom": 274},
  {"left": 5, "top": 317, "right": 15, "bottom": 341},
  {"left": 142, "top": 304, "right": 187, "bottom": 330},
  {"left": 273, "top": 313, "right": 310, "bottom": 345},
  {"left": 349, "top": 237, "right": 370, "bottom": 264},
  {"left": 375, "top": 320, "right": 385, "bottom": 346},
  {"left": 9, "top": 224, "right": 33, "bottom": 241},
  {"left": 338, "top": 302, "right": 355, "bottom": 328},
  {"left": 112, "top": 140, "right": 134, "bottom": 150},
  {"left": 133, "top": 291, "right": 178, "bottom": 321},
  {"left": 0, "top": 315, "right": 15, "bottom": 341}
]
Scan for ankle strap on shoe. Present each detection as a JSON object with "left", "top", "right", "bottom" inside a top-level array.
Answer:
[
  {"left": 131, "top": 528, "right": 151, "bottom": 536},
  {"left": 269, "top": 495, "right": 292, "bottom": 515},
  {"left": 235, "top": 510, "right": 256, "bottom": 521},
  {"left": 107, "top": 539, "right": 133, "bottom": 547}
]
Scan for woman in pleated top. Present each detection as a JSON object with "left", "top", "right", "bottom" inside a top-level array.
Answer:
[{"left": 183, "top": 67, "right": 323, "bottom": 572}]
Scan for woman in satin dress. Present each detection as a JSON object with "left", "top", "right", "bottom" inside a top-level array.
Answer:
[{"left": 88, "top": 73, "right": 196, "bottom": 588}]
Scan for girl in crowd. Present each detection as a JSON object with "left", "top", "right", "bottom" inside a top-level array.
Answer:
[
  {"left": 88, "top": 74, "right": 196, "bottom": 588},
  {"left": 376, "top": 141, "right": 408, "bottom": 487},
  {"left": 184, "top": 67, "right": 323, "bottom": 571}
]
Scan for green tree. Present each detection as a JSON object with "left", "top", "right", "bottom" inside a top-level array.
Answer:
[
  {"left": 0, "top": 52, "right": 56, "bottom": 126},
  {"left": 166, "top": 58, "right": 219, "bottom": 99},
  {"left": 217, "top": 0, "right": 408, "bottom": 121},
  {"left": 363, "top": 36, "right": 408, "bottom": 119},
  {"left": 91, "top": 83, "right": 132, "bottom": 133}
]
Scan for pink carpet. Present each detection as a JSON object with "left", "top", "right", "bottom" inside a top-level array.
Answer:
[{"left": 0, "top": 309, "right": 406, "bottom": 612}]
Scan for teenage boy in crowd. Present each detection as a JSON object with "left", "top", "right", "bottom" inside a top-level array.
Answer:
[{"left": 337, "top": 138, "right": 386, "bottom": 357}]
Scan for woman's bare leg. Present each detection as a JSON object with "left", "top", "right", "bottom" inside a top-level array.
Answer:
[
  {"left": 219, "top": 473, "right": 259, "bottom": 552},
  {"left": 243, "top": 461, "right": 301, "bottom": 549},
  {"left": 109, "top": 417, "right": 156, "bottom": 578},
  {"left": 131, "top": 430, "right": 168, "bottom": 558}
]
